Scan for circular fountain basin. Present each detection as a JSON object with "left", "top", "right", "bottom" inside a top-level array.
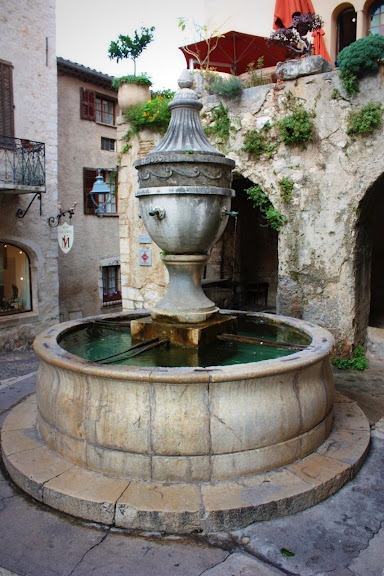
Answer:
[{"left": 33, "top": 311, "right": 335, "bottom": 483}]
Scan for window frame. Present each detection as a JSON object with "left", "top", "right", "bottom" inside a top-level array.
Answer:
[
  {"left": 369, "top": 1, "right": 384, "bottom": 35},
  {"left": 101, "top": 137, "right": 116, "bottom": 151}
]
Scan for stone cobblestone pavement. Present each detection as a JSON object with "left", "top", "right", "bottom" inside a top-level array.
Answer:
[{"left": 0, "top": 350, "right": 383, "bottom": 576}]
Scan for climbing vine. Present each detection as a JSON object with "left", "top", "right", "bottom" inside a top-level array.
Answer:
[
  {"left": 246, "top": 184, "right": 287, "bottom": 232},
  {"left": 201, "top": 101, "right": 236, "bottom": 148}
]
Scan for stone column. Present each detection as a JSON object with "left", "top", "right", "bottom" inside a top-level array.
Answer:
[{"left": 356, "top": 10, "right": 367, "bottom": 39}]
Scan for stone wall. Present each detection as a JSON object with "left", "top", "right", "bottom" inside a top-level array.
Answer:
[
  {"left": 0, "top": 0, "right": 59, "bottom": 350},
  {"left": 118, "top": 66, "right": 384, "bottom": 354}
]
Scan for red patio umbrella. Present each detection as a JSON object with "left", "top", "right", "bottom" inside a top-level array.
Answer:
[
  {"left": 179, "top": 31, "right": 288, "bottom": 76},
  {"left": 273, "top": 0, "right": 331, "bottom": 61}
]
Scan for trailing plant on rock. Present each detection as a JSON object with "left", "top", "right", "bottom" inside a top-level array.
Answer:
[
  {"left": 347, "top": 101, "right": 383, "bottom": 137},
  {"left": 278, "top": 176, "right": 294, "bottom": 202},
  {"left": 246, "top": 184, "right": 287, "bottom": 232},
  {"left": 276, "top": 99, "right": 315, "bottom": 148},
  {"left": 242, "top": 123, "right": 278, "bottom": 159},
  {"left": 201, "top": 101, "right": 234, "bottom": 148}
]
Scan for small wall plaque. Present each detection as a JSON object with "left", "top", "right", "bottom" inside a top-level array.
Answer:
[
  {"left": 139, "top": 234, "right": 152, "bottom": 244},
  {"left": 139, "top": 248, "right": 152, "bottom": 266}
]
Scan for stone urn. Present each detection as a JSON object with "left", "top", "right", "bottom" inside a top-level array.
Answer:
[
  {"left": 117, "top": 82, "right": 151, "bottom": 111},
  {"left": 135, "top": 70, "right": 236, "bottom": 323}
]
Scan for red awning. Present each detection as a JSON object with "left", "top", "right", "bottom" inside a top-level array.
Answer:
[
  {"left": 179, "top": 31, "right": 288, "bottom": 76},
  {"left": 273, "top": 0, "right": 331, "bottom": 61}
]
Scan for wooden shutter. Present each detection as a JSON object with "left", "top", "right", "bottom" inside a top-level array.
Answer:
[
  {"left": 80, "top": 88, "right": 96, "bottom": 121},
  {"left": 83, "top": 167, "right": 97, "bottom": 214},
  {"left": 0, "top": 60, "right": 14, "bottom": 137}
]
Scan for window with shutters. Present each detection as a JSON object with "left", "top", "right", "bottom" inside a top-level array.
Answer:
[
  {"left": 80, "top": 88, "right": 96, "bottom": 121},
  {"left": 83, "top": 167, "right": 118, "bottom": 215},
  {"left": 80, "top": 88, "right": 115, "bottom": 126},
  {"left": 0, "top": 60, "right": 14, "bottom": 138}
]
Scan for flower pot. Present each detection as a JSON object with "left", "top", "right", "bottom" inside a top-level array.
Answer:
[{"left": 117, "top": 83, "right": 150, "bottom": 111}]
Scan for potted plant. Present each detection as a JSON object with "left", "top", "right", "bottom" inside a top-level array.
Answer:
[{"left": 108, "top": 26, "right": 155, "bottom": 109}]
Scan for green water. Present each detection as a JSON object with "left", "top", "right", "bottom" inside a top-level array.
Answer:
[{"left": 59, "top": 316, "right": 311, "bottom": 368}]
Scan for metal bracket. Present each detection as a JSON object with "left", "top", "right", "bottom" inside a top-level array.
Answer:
[{"left": 16, "top": 193, "right": 42, "bottom": 219}]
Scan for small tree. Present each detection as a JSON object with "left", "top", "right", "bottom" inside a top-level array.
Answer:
[
  {"left": 108, "top": 26, "right": 155, "bottom": 76},
  {"left": 268, "top": 13, "right": 324, "bottom": 58}
]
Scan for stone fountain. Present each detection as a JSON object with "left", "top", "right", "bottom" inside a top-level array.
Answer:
[{"left": 1, "top": 72, "right": 370, "bottom": 535}]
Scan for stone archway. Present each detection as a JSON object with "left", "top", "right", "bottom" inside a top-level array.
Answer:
[
  {"left": 355, "top": 172, "right": 384, "bottom": 345},
  {"left": 204, "top": 174, "right": 278, "bottom": 311}
]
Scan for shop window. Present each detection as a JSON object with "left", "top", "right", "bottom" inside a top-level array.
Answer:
[
  {"left": 369, "top": 2, "right": 384, "bottom": 35},
  {"left": 83, "top": 167, "right": 118, "bottom": 215},
  {"left": 102, "top": 264, "right": 121, "bottom": 307},
  {"left": 0, "top": 243, "right": 32, "bottom": 316}
]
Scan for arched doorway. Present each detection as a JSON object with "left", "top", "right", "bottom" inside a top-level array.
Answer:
[
  {"left": 336, "top": 6, "right": 357, "bottom": 57},
  {"left": 203, "top": 175, "right": 278, "bottom": 311},
  {"left": 355, "top": 173, "right": 384, "bottom": 342}
]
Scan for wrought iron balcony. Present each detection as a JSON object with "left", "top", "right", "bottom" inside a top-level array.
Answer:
[{"left": 0, "top": 135, "right": 45, "bottom": 193}]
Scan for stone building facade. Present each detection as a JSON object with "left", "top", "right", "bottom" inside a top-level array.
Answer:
[
  {"left": 57, "top": 59, "right": 120, "bottom": 321},
  {"left": 0, "top": 0, "right": 59, "bottom": 349}
]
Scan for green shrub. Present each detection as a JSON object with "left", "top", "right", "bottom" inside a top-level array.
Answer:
[
  {"left": 347, "top": 101, "right": 383, "bottom": 136},
  {"left": 339, "top": 69, "right": 359, "bottom": 96},
  {"left": 242, "top": 123, "right": 278, "bottom": 159},
  {"left": 278, "top": 177, "right": 294, "bottom": 202},
  {"left": 210, "top": 76, "right": 243, "bottom": 97},
  {"left": 246, "top": 184, "right": 287, "bottom": 232},
  {"left": 202, "top": 101, "right": 233, "bottom": 146},
  {"left": 338, "top": 35, "right": 384, "bottom": 95},
  {"left": 332, "top": 345, "right": 368, "bottom": 371},
  {"left": 121, "top": 92, "right": 174, "bottom": 151},
  {"left": 277, "top": 105, "right": 315, "bottom": 148}
]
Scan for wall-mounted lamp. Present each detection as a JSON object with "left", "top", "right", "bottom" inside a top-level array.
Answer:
[
  {"left": 48, "top": 202, "right": 77, "bottom": 228},
  {"left": 88, "top": 169, "right": 111, "bottom": 217}
]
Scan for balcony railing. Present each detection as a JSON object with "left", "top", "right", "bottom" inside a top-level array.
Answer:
[{"left": 0, "top": 135, "right": 45, "bottom": 191}]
